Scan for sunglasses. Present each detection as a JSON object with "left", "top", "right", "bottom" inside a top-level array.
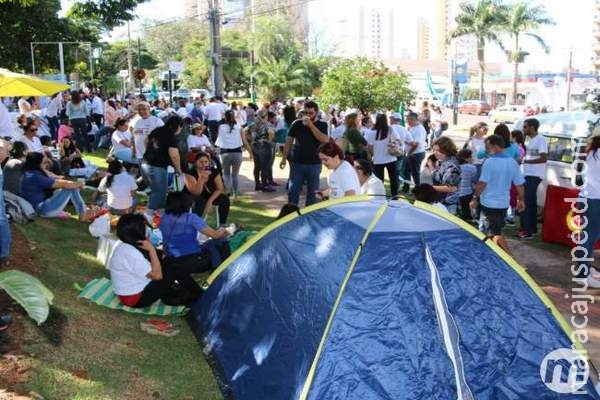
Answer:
[{"left": 28, "top": 128, "right": 38, "bottom": 132}]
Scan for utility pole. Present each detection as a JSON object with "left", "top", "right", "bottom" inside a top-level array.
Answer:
[
  {"left": 208, "top": 0, "right": 224, "bottom": 98},
  {"left": 138, "top": 37, "right": 143, "bottom": 96},
  {"left": 566, "top": 49, "right": 573, "bottom": 111},
  {"left": 127, "top": 22, "right": 134, "bottom": 95},
  {"left": 249, "top": 0, "right": 256, "bottom": 102}
]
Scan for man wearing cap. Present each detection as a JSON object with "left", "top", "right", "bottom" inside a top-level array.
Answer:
[
  {"left": 130, "top": 102, "right": 164, "bottom": 164},
  {"left": 389, "top": 112, "right": 413, "bottom": 188},
  {"left": 404, "top": 112, "right": 427, "bottom": 192}
]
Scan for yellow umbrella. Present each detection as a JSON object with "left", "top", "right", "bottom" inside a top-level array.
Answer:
[{"left": 0, "top": 68, "right": 70, "bottom": 96}]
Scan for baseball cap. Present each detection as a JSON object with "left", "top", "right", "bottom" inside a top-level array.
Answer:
[
  {"left": 390, "top": 112, "right": 402, "bottom": 120},
  {"left": 406, "top": 112, "right": 419, "bottom": 120},
  {"left": 137, "top": 101, "right": 151, "bottom": 110},
  {"left": 191, "top": 123, "right": 204, "bottom": 130}
]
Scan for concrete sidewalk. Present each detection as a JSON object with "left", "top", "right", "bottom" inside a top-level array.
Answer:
[{"left": 234, "top": 151, "right": 600, "bottom": 368}]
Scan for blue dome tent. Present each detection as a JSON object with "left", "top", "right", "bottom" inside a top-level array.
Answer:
[{"left": 190, "top": 197, "right": 599, "bottom": 399}]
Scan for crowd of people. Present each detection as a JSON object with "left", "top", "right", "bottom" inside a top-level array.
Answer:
[{"left": 1, "top": 90, "right": 600, "bottom": 309}]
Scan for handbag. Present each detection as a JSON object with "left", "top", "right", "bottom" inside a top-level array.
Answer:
[{"left": 387, "top": 131, "right": 403, "bottom": 157}]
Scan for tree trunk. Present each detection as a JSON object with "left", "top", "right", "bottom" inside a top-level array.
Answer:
[
  {"left": 477, "top": 39, "right": 485, "bottom": 102},
  {"left": 512, "top": 34, "right": 519, "bottom": 105}
]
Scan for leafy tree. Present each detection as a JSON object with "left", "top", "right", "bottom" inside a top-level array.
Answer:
[
  {"left": 181, "top": 29, "right": 250, "bottom": 93},
  {"left": 451, "top": 0, "right": 508, "bottom": 102},
  {"left": 254, "top": 56, "right": 307, "bottom": 100},
  {"left": 67, "top": 0, "right": 149, "bottom": 31},
  {"left": 142, "top": 19, "right": 205, "bottom": 68},
  {"left": 93, "top": 41, "right": 159, "bottom": 92},
  {"left": 318, "top": 58, "right": 414, "bottom": 114},
  {"left": 250, "top": 14, "right": 298, "bottom": 64},
  {"left": 503, "top": 2, "right": 553, "bottom": 104},
  {"left": 0, "top": 0, "right": 96, "bottom": 73}
]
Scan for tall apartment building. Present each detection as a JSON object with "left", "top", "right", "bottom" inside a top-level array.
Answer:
[
  {"left": 594, "top": 0, "right": 600, "bottom": 70},
  {"left": 433, "top": 0, "right": 450, "bottom": 61},
  {"left": 417, "top": 19, "right": 430, "bottom": 60}
]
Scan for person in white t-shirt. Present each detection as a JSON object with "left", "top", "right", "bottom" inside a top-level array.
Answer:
[
  {"left": 389, "top": 112, "right": 413, "bottom": 191},
  {"left": 111, "top": 117, "right": 135, "bottom": 164},
  {"left": 365, "top": 114, "right": 401, "bottom": 197},
  {"left": 97, "top": 160, "right": 137, "bottom": 215},
  {"left": 317, "top": 140, "right": 360, "bottom": 200},
  {"left": 519, "top": 118, "right": 547, "bottom": 239},
  {"left": 0, "top": 101, "right": 13, "bottom": 139},
  {"left": 187, "top": 123, "right": 212, "bottom": 152},
  {"left": 354, "top": 159, "right": 385, "bottom": 196},
  {"left": 18, "top": 120, "right": 43, "bottom": 153},
  {"left": 465, "top": 122, "right": 488, "bottom": 166},
  {"left": 404, "top": 112, "right": 427, "bottom": 192},
  {"left": 130, "top": 102, "right": 164, "bottom": 162},
  {"left": 204, "top": 97, "right": 224, "bottom": 143},
  {"left": 108, "top": 214, "right": 202, "bottom": 308}
]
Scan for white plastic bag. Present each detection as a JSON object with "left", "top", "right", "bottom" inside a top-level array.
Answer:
[{"left": 88, "top": 214, "right": 111, "bottom": 238}]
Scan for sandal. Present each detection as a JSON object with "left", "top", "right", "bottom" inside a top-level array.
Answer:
[
  {"left": 140, "top": 321, "right": 179, "bottom": 337},
  {"left": 145, "top": 319, "right": 175, "bottom": 330}
]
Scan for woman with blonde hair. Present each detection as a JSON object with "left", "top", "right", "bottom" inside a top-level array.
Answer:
[{"left": 339, "top": 111, "right": 367, "bottom": 163}]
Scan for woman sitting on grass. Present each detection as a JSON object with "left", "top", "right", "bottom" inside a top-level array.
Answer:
[
  {"left": 58, "top": 136, "right": 84, "bottom": 172},
  {"left": 184, "top": 152, "right": 230, "bottom": 226},
  {"left": 20, "top": 152, "right": 97, "bottom": 220},
  {"left": 96, "top": 160, "right": 137, "bottom": 215},
  {"left": 109, "top": 213, "right": 202, "bottom": 308},
  {"left": 160, "top": 191, "right": 231, "bottom": 275}
]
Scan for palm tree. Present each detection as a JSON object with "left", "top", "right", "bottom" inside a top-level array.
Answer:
[
  {"left": 451, "top": 0, "right": 508, "bottom": 102},
  {"left": 504, "top": 2, "right": 553, "bottom": 104}
]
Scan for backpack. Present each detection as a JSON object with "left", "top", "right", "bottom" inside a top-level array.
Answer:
[{"left": 3, "top": 191, "right": 36, "bottom": 224}]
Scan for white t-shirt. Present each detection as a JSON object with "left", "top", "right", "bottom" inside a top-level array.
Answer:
[
  {"left": 176, "top": 107, "right": 189, "bottom": 119},
  {"left": 131, "top": 115, "right": 164, "bottom": 159},
  {"left": 391, "top": 124, "right": 413, "bottom": 153},
  {"left": 187, "top": 134, "right": 211, "bottom": 150},
  {"left": 522, "top": 134, "right": 548, "bottom": 178},
  {"left": 585, "top": 150, "right": 600, "bottom": 199},
  {"left": 90, "top": 96, "right": 104, "bottom": 115},
  {"left": 19, "top": 136, "right": 43, "bottom": 153},
  {"left": 98, "top": 171, "right": 137, "bottom": 210},
  {"left": 468, "top": 136, "right": 487, "bottom": 165},
  {"left": 364, "top": 129, "right": 401, "bottom": 165},
  {"left": 46, "top": 96, "right": 62, "bottom": 118},
  {"left": 328, "top": 160, "right": 361, "bottom": 199},
  {"left": 108, "top": 241, "right": 151, "bottom": 296},
  {"left": 361, "top": 175, "right": 386, "bottom": 196},
  {"left": 216, "top": 123, "right": 243, "bottom": 149},
  {"left": 330, "top": 124, "right": 346, "bottom": 140},
  {"left": 111, "top": 129, "right": 132, "bottom": 151},
  {"left": 408, "top": 124, "right": 427, "bottom": 154},
  {"left": 204, "top": 102, "right": 223, "bottom": 121},
  {"left": 0, "top": 102, "right": 12, "bottom": 137}
]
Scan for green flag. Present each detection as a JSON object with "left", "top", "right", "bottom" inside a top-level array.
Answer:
[
  {"left": 150, "top": 80, "right": 158, "bottom": 101},
  {"left": 397, "top": 103, "right": 405, "bottom": 127},
  {"left": 425, "top": 70, "right": 436, "bottom": 97}
]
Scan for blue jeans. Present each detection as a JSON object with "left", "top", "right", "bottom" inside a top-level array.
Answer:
[
  {"left": 141, "top": 163, "right": 168, "bottom": 211},
  {"left": 70, "top": 118, "right": 90, "bottom": 152},
  {"left": 406, "top": 152, "right": 425, "bottom": 186},
  {"left": 47, "top": 116, "right": 59, "bottom": 140},
  {"left": 36, "top": 189, "right": 86, "bottom": 217},
  {"left": 520, "top": 176, "right": 541, "bottom": 235},
  {"left": 0, "top": 170, "right": 11, "bottom": 258},
  {"left": 288, "top": 162, "right": 321, "bottom": 206}
]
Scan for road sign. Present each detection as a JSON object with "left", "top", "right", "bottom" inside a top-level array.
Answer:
[
  {"left": 119, "top": 70, "right": 129, "bottom": 78},
  {"left": 168, "top": 61, "right": 185, "bottom": 72},
  {"left": 135, "top": 69, "right": 146, "bottom": 80}
]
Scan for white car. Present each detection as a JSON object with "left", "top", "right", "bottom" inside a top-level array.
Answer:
[
  {"left": 513, "top": 110, "right": 597, "bottom": 207},
  {"left": 488, "top": 105, "right": 526, "bottom": 123}
]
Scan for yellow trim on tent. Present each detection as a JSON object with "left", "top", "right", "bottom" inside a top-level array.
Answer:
[
  {"left": 411, "top": 200, "right": 587, "bottom": 354},
  {"left": 203, "top": 195, "right": 372, "bottom": 286},
  {"left": 299, "top": 202, "right": 388, "bottom": 400}
]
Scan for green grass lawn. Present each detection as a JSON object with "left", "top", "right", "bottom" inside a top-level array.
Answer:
[
  {"left": 13, "top": 196, "right": 272, "bottom": 400},
  {"left": 7, "top": 150, "right": 275, "bottom": 399}
]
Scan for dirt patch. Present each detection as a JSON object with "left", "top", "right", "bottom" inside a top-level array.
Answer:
[{"left": 0, "top": 225, "right": 44, "bottom": 396}]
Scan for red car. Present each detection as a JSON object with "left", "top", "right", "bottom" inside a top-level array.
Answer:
[{"left": 458, "top": 100, "right": 492, "bottom": 115}]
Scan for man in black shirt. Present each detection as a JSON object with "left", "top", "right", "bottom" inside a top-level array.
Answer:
[{"left": 280, "top": 101, "right": 329, "bottom": 206}]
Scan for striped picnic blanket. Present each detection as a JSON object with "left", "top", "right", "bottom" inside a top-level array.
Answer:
[{"left": 78, "top": 278, "right": 188, "bottom": 316}]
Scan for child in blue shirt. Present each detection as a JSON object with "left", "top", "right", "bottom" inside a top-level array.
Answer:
[{"left": 457, "top": 149, "right": 477, "bottom": 222}]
